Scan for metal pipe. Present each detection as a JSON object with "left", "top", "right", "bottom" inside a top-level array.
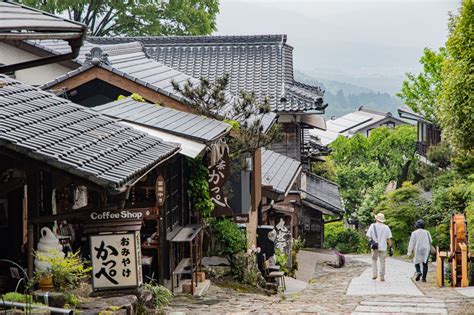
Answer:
[{"left": 0, "top": 300, "right": 73, "bottom": 315}]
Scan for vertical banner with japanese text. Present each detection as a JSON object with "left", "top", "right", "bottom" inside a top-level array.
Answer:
[
  {"left": 90, "top": 232, "right": 142, "bottom": 291},
  {"left": 208, "top": 148, "right": 232, "bottom": 216}
]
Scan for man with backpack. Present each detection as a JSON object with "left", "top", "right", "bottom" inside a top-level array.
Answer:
[{"left": 366, "top": 213, "right": 393, "bottom": 281}]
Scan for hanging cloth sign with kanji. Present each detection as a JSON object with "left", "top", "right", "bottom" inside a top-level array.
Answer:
[
  {"left": 208, "top": 144, "right": 232, "bottom": 216},
  {"left": 90, "top": 231, "right": 142, "bottom": 291}
]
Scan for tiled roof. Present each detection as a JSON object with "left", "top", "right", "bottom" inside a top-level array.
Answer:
[
  {"left": 310, "top": 106, "right": 407, "bottom": 146},
  {"left": 261, "top": 148, "right": 301, "bottom": 195},
  {"left": 301, "top": 171, "right": 344, "bottom": 213},
  {"left": 0, "top": 2, "right": 86, "bottom": 39},
  {"left": 40, "top": 42, "right": 195, "bottom": 104},
  {"left": 0, "top": 75, "right": 180, "bottom": 190},
  {"left": 38, "top": 41, "right": 276, "bottom": 133},
  {"left": 35, "top": 35, "right": 327, "bottom": 113},
  {"left": 94, "top": 98, "right": 230, "bottom": 143}
]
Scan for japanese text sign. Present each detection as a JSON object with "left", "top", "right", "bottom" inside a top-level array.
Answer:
[
  {"left": 90, "top": 232, "right": 142, "bottom": 291},
  {"left": 208, "top": 149, "right": 232, "bottom": 216}
]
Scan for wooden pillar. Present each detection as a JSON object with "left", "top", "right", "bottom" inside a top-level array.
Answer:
[
  {"left": 248, "top": 148, "right": 262, "bottom": 246},
  {"left": 460, "top": 243, "right": 468, "bottom": 287},
  {"left": 27, "top": 224, "right": 34, "bottom": 278}
]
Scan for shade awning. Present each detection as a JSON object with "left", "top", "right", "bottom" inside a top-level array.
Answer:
[
  {"left": 301, "top": 115, "right": 327, "bottom": 131},
  {"left": 170, "top": 225, "right": 203, "bottom": 243},
  {"left": 122, "top": 122, "right": 205, "bottom": 158},
  {"left": 0, "top": 2, "right": 86, "bottom": 39}
]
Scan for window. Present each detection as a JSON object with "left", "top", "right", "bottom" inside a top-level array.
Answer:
[{"left": 384, "top": 122, "right": 395, "bottom": 128}]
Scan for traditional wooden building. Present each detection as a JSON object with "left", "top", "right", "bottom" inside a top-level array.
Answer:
[
  {"left": 0, "top": 75, "right": 187, "bottom": 292},
  {"left": 398, "top": 105, "right": 442, "bottom": 161},
  {"left": 4, "top": 33, "right": 343, "bottom": 248},
  {"left": 311, "top": 106, "right": 407, "bottom": 147},
  {"left": 85, "top": 34, "right": 344, "bottom": 247},
  {"left": 35, "top": 41, "right": 271, "bottom": 246}
]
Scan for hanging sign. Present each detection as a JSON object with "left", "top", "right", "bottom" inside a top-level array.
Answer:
[
  {"left": 155, "top": 175, "right": 166, "bottom": 206},
  {"left": 90, "top": 231, "right": 142, "bottom": 291},
  {"left": 208, "top": 148, "right": 232, "bottom": 216},
  {"left": 275, "top": 218, "right": 291, "bottom": 253},
  {"left": 88, "top": 208, "right": 151, "bottom": 222}
]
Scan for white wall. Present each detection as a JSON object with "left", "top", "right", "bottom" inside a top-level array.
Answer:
[{"left": 0, "top": 42, "right": 71, "bottom": 85}]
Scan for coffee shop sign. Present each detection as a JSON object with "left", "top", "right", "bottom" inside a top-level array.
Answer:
[{"left": 90, "top": 210, "right": 146, "bottom": 221}]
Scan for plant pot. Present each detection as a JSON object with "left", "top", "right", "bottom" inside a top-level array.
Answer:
[{"left": 38, "top": 275, "right": 54, "bottom": 292}]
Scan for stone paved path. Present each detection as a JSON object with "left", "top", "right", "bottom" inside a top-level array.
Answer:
[
  {"left": 166, "top": 253, "right": 474, "bottom": 314},
  {"left": 353, "top": 297, "right": 447, "bottom": 314},
  {"left": 347, "top": 256, "right": 423, "bottom": 296}
]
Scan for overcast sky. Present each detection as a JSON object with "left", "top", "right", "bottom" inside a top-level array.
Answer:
[{"left": 214, "top": 0, "right": 459, "bottom": 92}]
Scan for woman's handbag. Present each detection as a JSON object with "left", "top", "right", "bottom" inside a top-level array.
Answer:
[{"left": 368, "top": 224, "right": 379, "bottom": 250}]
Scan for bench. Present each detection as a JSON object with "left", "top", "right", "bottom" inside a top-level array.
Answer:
[{"left": 172, "top": 258, "right": 191, "bottom": 288}]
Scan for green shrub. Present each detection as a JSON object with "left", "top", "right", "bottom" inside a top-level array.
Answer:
[
  {"left": 275, "top": 249, "right": 289, "bottom": 274},
  {"left": 144, "top": 281, "right": 172, "bottom": 310},
  {"left": 376, "top": 182, "right": 430, "bottom": 253},
  {"left": 324, "top": 221, "right": 361, "bottom": 253},
  {"left": 311, "top": 158, "right": 337, "bottom": 181},
  {"left": 209, "top": 218, "right": 246, "bottom": 256},
  {"left": 187, "top": 157, "right": 214, "bottom": 218}
]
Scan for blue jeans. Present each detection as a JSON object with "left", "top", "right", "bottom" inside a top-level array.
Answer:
[{"left": 415, "top": 260, "right": 428, "bottom": 280}]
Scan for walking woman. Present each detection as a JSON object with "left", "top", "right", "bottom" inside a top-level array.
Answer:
[{"left": 407, "top": 219, "right": 432, "bottom": 282}]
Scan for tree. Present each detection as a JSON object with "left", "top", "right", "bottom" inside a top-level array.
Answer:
[
  {"left": 311, "top": 158, "right": 337, "bottom": 182},
  {"left": 397, "top": 47, "right": 446, "bottom": 123},
  {"left": 21, "top": 0, "right": 220, "bottom": 36},
  {"left": 172, "top": 74, "right": 282, "bottom": 156},
  {"left": 330, "top": 125, "right": 417, "bottom": 218},
  {"left": 376, "top": 182, "right": 430, "bottom": 253},
  {"left": 437, "top": 0, "right": 474, "bottom": 151}
]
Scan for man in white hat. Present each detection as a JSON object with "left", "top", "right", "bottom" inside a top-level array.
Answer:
[{"left": 366, "top": 213, "right": 393, "bottom": 281}]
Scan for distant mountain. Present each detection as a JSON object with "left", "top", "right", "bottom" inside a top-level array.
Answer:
[
  {"left": 295, "top": 70, "right": 372, "bottom": 95},
  {"left": 294, "top": 70, "right": 402, "bottom": 118}
]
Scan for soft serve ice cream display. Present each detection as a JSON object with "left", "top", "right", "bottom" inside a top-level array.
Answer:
[{"left": 34, "top": 227, "right": 64, "bottom": 272}]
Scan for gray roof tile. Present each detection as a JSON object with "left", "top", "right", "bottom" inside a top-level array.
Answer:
[
  {"left": 261, "top": 148, "right": 301, "bottom": 195},
  {"left": 0, "top": 75, "right": 179, "bottom": 189},
  {"left": 94, "top": 98, "right": 230, "bottom": 143},
  {"left": 37, "top": 41, "right": 276, "bottom": 133},
  {"left": 28, "top": 35, "right": 326, "bottom": 113},
  {"left": 301, "top": 171, "right": 344, "bottom": 213},
  {"left": 0, "top": 1, "right": 85, "bottom": 34}
]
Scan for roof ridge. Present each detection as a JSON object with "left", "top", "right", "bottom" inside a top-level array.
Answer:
[
  {"left": 88, "top": 34, "right": 287, "bottom": 46},
  {"left": 358, "top": 106, "right": 392, "bottom": 117}
]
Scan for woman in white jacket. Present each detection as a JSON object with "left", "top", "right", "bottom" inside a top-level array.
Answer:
[{"left": 407, "top": 219, "right": 432, "bottom": 282}]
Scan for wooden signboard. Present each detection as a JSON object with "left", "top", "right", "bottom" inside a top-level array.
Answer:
[
  {"left": 90, "top": 231, "right": 142, "bottom": 291},
  {"left": 208, "top": 149, "right": 232, "bottom": 216},
  {"left": 155, "top": 175, "right": 166, "bottom": 206}
]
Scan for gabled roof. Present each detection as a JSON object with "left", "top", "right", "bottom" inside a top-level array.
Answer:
[
  {"left": 0, "top": 1, "right": 86, "bottom": 40},
  {"left": 32, "top": 35, "right": 327, "bottom": 113},
  {"left": 310, "top": 106, "right": 407, "bottom": 146},
  {"left": 300, "top": 171, "right": 344, "bottom": 214},
  {"left": 0, "top": 75, "right": 180, "bottom": 190},
  {"left": 40, "top": 42, "right": 194, "bottom": 104},
  {"left": 398, "top": 105, "right": 431, "bottom": 123},
  {"left": 261, "top": 148, "right": 301, "bottom": 196},
  {"left": 94, "top": 98, "right": 230, "bottom": 143},
  {"left": 39, "top": 41, "right": 276, "bottom": 133}
]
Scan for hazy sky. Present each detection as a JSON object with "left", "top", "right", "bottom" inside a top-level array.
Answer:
[{"left": 214, "top": 0, "right": 459, "bottom": 92}]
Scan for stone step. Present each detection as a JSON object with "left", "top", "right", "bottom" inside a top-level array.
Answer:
[
  {"left": 354, "top": 305, "right": 447, "bottom": 314},
  {"left": 360, "top": 301, "right": 446, "bottom": 308}
]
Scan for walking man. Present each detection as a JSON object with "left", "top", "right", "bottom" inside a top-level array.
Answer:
[
  {"left": 407, "top": 219, "right": 432, "bottom": 282},
  {"left": 366, "top": 213, "right": 393, "bottom": 281}
]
